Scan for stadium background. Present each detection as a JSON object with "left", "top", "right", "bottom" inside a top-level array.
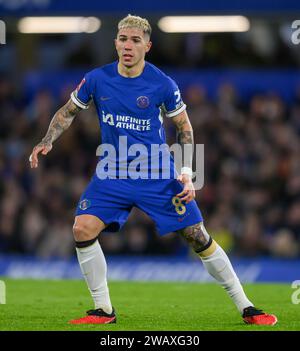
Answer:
[{"left": 0, "top": 0, "right": 300, "bottom": 282}]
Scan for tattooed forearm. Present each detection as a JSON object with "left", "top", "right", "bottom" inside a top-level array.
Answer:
[
  {"left": 177, "top": 130, "right": 193, "bottom": 145},
  {"left": 177, "top": 130, "right": 194, "bottom": 168},
  {"left": 173, "top": 113, "right": 194, "bottom": 169},
  {"left": 41, "top": 99, "right": 81, "bottom": 145}
]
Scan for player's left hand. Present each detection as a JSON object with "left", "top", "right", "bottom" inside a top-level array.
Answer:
[{"left": 176, "top": 174, "right": 195, "bottom": 204}]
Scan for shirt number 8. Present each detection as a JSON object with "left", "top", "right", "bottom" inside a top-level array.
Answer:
[{"left": 172, "top": 196, "right": 186, "bottom": 215}]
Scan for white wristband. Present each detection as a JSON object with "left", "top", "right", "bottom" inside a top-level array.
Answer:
[{"left": 181, "top": 167, "right": 193, "bottom": 177}]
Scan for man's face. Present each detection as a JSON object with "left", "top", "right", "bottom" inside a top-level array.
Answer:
[{"left": 115, "top": 27, "right": 152, "bottom": 68}]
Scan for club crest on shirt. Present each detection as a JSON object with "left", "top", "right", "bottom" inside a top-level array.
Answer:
[
  {"left": 136, "top": 96, "right": 149, "bottom": 108},
  {"left": 79, "top": 199, "right": 91, "bottom": 210}
]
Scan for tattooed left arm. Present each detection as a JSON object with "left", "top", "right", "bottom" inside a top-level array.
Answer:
[
  {"left": 171, "top": 110, "right": 194, "bottom": 171},
  {"left": 171, "top": 110, "right": 195, "bottom": 203}
]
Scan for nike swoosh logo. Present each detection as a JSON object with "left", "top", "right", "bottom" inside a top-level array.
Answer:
[{"left": 100, "top": 96, "right": 111, "bottom": 101}]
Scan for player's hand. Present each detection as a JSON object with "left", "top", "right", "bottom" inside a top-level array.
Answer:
[
  {"left": 176, "top": 174, "right": 195, "bottom": 204},
  {"left": 29, "top": 141, "right": 52, "bottom": 168}
]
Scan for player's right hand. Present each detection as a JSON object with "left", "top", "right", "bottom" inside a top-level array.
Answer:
[{"left": 29, "top": 141, "right": 52, "bottom": 168}]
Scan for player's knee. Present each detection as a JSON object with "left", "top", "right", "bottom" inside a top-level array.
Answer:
[
  {"left": 178, "top": 222, "right": 212, "bottom": 253},
  {"left": 72, "top": 222, "right": 97, "bottom": 242}
]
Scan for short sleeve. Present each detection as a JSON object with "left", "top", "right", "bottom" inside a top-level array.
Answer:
[
  {"left": 70, "top": 74, "right": 93, "bottom": 109},
  {"left": 162, "top": 76, "right": 186, "bottom": 118}
]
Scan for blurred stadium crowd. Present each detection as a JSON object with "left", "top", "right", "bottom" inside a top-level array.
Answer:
[{"left": 0, "top": 75, "right": 299, "bottom": 259}]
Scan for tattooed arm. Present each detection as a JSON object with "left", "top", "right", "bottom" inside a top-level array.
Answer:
[
  {"left": 171, "top": 110, "right": 195, "bottom": 203},
  {"left": 29, "top": 99, "right": 82, "bottom": 168},
  {"left": 171, "top": 109, "right": 194, "bottom": 171}
]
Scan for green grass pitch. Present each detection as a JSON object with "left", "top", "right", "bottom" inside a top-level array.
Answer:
[{"left": 0, "top": 278, "right": 298, "bottom": 331}]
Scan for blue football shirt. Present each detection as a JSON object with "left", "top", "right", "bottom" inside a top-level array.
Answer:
[{"left": 71, "top": 61, "right": 186, "bottom": 178}]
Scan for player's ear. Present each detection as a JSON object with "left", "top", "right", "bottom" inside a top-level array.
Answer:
[{"left": 145, "top": 41, "right": 152, "bottom": 53}]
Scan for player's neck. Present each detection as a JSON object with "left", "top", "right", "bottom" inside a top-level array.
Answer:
[{"left": 117, "top": 60, "right": 145, "bottom": 78}]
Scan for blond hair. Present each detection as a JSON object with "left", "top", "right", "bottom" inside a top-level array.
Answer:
[{"left": 118, "top": 14, "right": 152, "bottom": 38}]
